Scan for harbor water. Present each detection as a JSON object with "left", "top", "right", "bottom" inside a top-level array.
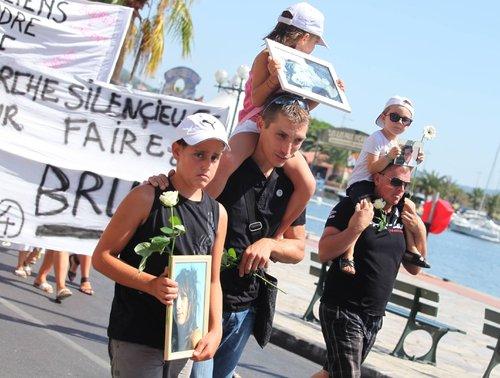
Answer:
[{"left": 306, "top": 197, "right": 500, "bottom": 298}]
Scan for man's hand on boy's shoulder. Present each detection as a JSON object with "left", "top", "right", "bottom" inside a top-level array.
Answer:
[{"left": 144, "top": 170, "right": 174, "bottom": 190}]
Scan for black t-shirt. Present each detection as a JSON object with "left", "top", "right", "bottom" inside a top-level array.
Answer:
[
  {"left": 320, "top": 198, "right": 406, "bottom": 316},
  {"left": 108, "top": 186, "right": 220, "bottom": 349},
  {"left": 218, "top": 157, "right": 306, "bottom": 312}
]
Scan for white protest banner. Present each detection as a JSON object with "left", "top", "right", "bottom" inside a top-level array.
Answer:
[
  {"left": 0, "top": 56, "right": 230, "bottom": 182},
  {"left": 0, "top": 0, "right": 132, "bottom": 82},
  {"left": 0, "top": 148, "right": 132, "bottom": 254}
]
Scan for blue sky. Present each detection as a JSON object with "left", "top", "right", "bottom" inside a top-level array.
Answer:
[{"left": 135, "top": 0, "right": 500, "bottom": 189}]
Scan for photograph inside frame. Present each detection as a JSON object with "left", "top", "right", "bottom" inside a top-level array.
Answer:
[
  {"left": 394, "top": 140, "right": 423, "bottom": 168},
  {"left": 266, "top": 39, "right": 351, "bottom": 113},
  {"left": 164, "top": 255, "right": 211, "bottom": 361}
]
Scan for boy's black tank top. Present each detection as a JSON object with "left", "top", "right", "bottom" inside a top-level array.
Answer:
[{"left": 108, "top": 186, "right": 219, "bottom": 350}]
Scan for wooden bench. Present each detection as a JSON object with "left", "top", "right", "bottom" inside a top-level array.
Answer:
[
  {"left": 303, "top": 251, "right": 466, "bottom": 365},
  {"left": 482, "top": 308, "right": 500, "bottom": 378}
]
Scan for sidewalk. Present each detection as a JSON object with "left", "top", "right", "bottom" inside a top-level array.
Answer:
[{"left": 267, "top": 236, "right": 500, "bottom": 377}]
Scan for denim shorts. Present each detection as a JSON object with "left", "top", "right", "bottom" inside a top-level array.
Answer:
[{"left": 319, "top": 303, "right": 383, "bottom": 378}]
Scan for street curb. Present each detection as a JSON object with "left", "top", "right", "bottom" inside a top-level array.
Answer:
[{"left": 270, "top": 324, "right": 391, "bottom": 378}]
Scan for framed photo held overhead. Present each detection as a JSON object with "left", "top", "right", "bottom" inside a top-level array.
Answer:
[
  {"left": 265, "top": 39, "right": 351, "bottom": 113},
  {"left": 164, "top": 255, "right": 212, "bottom": 361}
]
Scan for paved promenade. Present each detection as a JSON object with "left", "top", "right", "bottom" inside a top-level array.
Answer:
[
  {"left": 1, "top": 240, "right": 499, "bottom": 377},
  {"left": 268, "top": 235, "right": 500, "bottom": 377}
]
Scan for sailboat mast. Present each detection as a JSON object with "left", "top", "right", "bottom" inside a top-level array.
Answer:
[{"left": 479, "top": 143, "right": 500, "bottom": 211}]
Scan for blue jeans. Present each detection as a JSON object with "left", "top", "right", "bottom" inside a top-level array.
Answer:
[
  {"left": 319, "top": 303, "right": 383, "bottom": 378},
  {"left": 190, "top": 308, "right": 255, "bottom": 378}
]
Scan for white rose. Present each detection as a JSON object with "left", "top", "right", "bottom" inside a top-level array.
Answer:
[
  {"left": 373, "top": 198, "right": 386, "bottom": 210},
  {"left": 159, "top": 191, "right": 179, "bottom": 207}
]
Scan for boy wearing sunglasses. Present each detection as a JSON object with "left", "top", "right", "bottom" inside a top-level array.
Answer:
[{"left": 339, "top": 96, "right": 429, "bottom": 275}]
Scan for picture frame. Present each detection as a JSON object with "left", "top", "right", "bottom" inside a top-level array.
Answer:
[
  {"left": 164, "top": 254, "right": 212, "bottom": 361},
  {"left": 265, "top": 39, "right": 351, "bottom": 113},
  {"left": 394, "top": 140, "right": 423, "bottom": 167}
]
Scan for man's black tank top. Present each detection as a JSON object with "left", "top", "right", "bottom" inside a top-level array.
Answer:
[{"left": 108, "top": 186, "right": 219, "bottom": 349}]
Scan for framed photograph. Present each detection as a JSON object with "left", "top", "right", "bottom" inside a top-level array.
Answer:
[
  {"left": 394, "top": 140, "right": 423, "bottom": 167},
  {"left": 164, "top": 255, "right": 212, "bottom": 361},
  {"left": 266, "top": 39, "right": 351, "bottom": 113}
]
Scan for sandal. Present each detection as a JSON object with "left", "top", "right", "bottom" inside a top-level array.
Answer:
[
  {"left": 403, "top": 250, "right": 431, "bottom": 268},
  {"left": 33, "top": 281, "right": 54, "bottom": 294},
  {"left": 56, "top": 288, "right": 72, "bottom": 302},
  {"left": 339, "top": 258, "right": 356, "bottom": 275},
  {"left": 67, "top": 254, "right": 80, "bottom": 282},
  {"left": 79, "top": 277, "right": 94, "bottom": 296},
  {"left": 23, "top": 264, "right": 32, "bottom": 276},
  {"left": 13, "top": 268, "right": 27, "bottom": 278},
  {"left": 26, "top": 250, "right": 41, "bottom": 265}
]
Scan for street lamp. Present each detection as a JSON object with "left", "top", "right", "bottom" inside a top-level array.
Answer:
[{"left": 214, "top": 65, "right": 250, "bottom": 135}]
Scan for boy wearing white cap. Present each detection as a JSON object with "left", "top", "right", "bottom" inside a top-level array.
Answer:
[
  {"left": 92, "top": 113, "right": 229, "bottom": 377},
  {"left": 340, "top": 96, "right": 429, "bottom": 275}
]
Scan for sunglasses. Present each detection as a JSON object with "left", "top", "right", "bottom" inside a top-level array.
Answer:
[
  {"left": 387, "top": 112, "right": 412, "bottom": 127},
  {"left": 263, "top": 95, "right": 309, "bottom": 113},
  {"left": 381, "top": 174, "right": 410, "bottom": 189}
]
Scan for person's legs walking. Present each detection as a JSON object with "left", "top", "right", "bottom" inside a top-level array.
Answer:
[
  {"left": 212, "top": 308, "right": 255, "bottom": 378},
  {"left": 33, "top": 249, "right": 54, "bottom": 293},
  {"left": 78, "top": 254, "right": 94, "bottom": 295},
  {"left": 190, "top": 359, "right": 213, "bottom": 378},
  {"left": 361, "top": 315, "right": 383, "bottom": 362},
  {"left": 319, "top": 303, "right": 365, "bottom": 378},
  {"left": 14, "top": 250, "right": 29, "bottom": 277},
  {"left": 53, "top": 250, "right": 72, "bottom": 300},
  {"left": 109, "top": 339, "right": 190, "bottom": 378}
]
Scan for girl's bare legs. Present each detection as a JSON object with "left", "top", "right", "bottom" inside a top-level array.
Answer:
[
  {"left": 274, "top": 153, "right": 316, "bottom": 238},
  {"left": 78, "top": 254, "right": 94, "bottom": 295},
  {"left": 205, "top": 132, "right": 258, "bottom": 198},
  {"left": 14, "top": 250, "right": 29, "bottom": 277},
  {"left": 53, "top": 251, "right": 70, "bottom": 294},
  {"left": 34, "top": 250, "right": 54, "bottom": 284}
]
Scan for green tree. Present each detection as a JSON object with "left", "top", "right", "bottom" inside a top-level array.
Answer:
[
  {"left": 468, "top": 188, "right": 485, "bottom": 210},
  {"left": 96, "top": 0, "right": 194, "bottom": 83},
  {"left": 413, "top": 170, "right": 446, "bottom": 196},
  {"left": 302, "top": 118, "right": 332, "bottom": 152},
  {"left": 485, "top": 194, "right": 499, "bottom": 218}
]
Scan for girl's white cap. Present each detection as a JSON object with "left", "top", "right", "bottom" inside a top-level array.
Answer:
[
  {"left": 375, "top": 96, "right": 415, "bottom": 127},
  {"left": 277, "top": 2, "right": 328, "bottom": 47},
  {"left": 173, "top": 113, "right": 230, "bottom": 150}
]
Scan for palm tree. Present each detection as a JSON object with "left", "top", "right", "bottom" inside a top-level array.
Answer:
[
  {"left": 485, "top": 194, "right": 499, "bottom": 219},
  {"left": 468, "top": 188, "right": 485, "bottom": 210},
  {"left": 413, "top": 170, "right": 446, "bottom": 196},
  {"left": 96, "top": 0, "right": 194, "bottom": 83}
]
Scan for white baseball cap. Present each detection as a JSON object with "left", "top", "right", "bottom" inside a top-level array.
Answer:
[
  {"left": 277, "top": 2, "right": 328, "bottom": 47},
  {"left": 172, "top": 113, "right": 230, "bottom": 150},
  {"left": 375, "top": 96, "right": 415, "bottom": 127}
]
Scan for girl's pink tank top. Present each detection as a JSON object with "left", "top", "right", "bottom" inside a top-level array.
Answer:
[{"left": 237, "top": 72, "right": 263, "bottom": 123}]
